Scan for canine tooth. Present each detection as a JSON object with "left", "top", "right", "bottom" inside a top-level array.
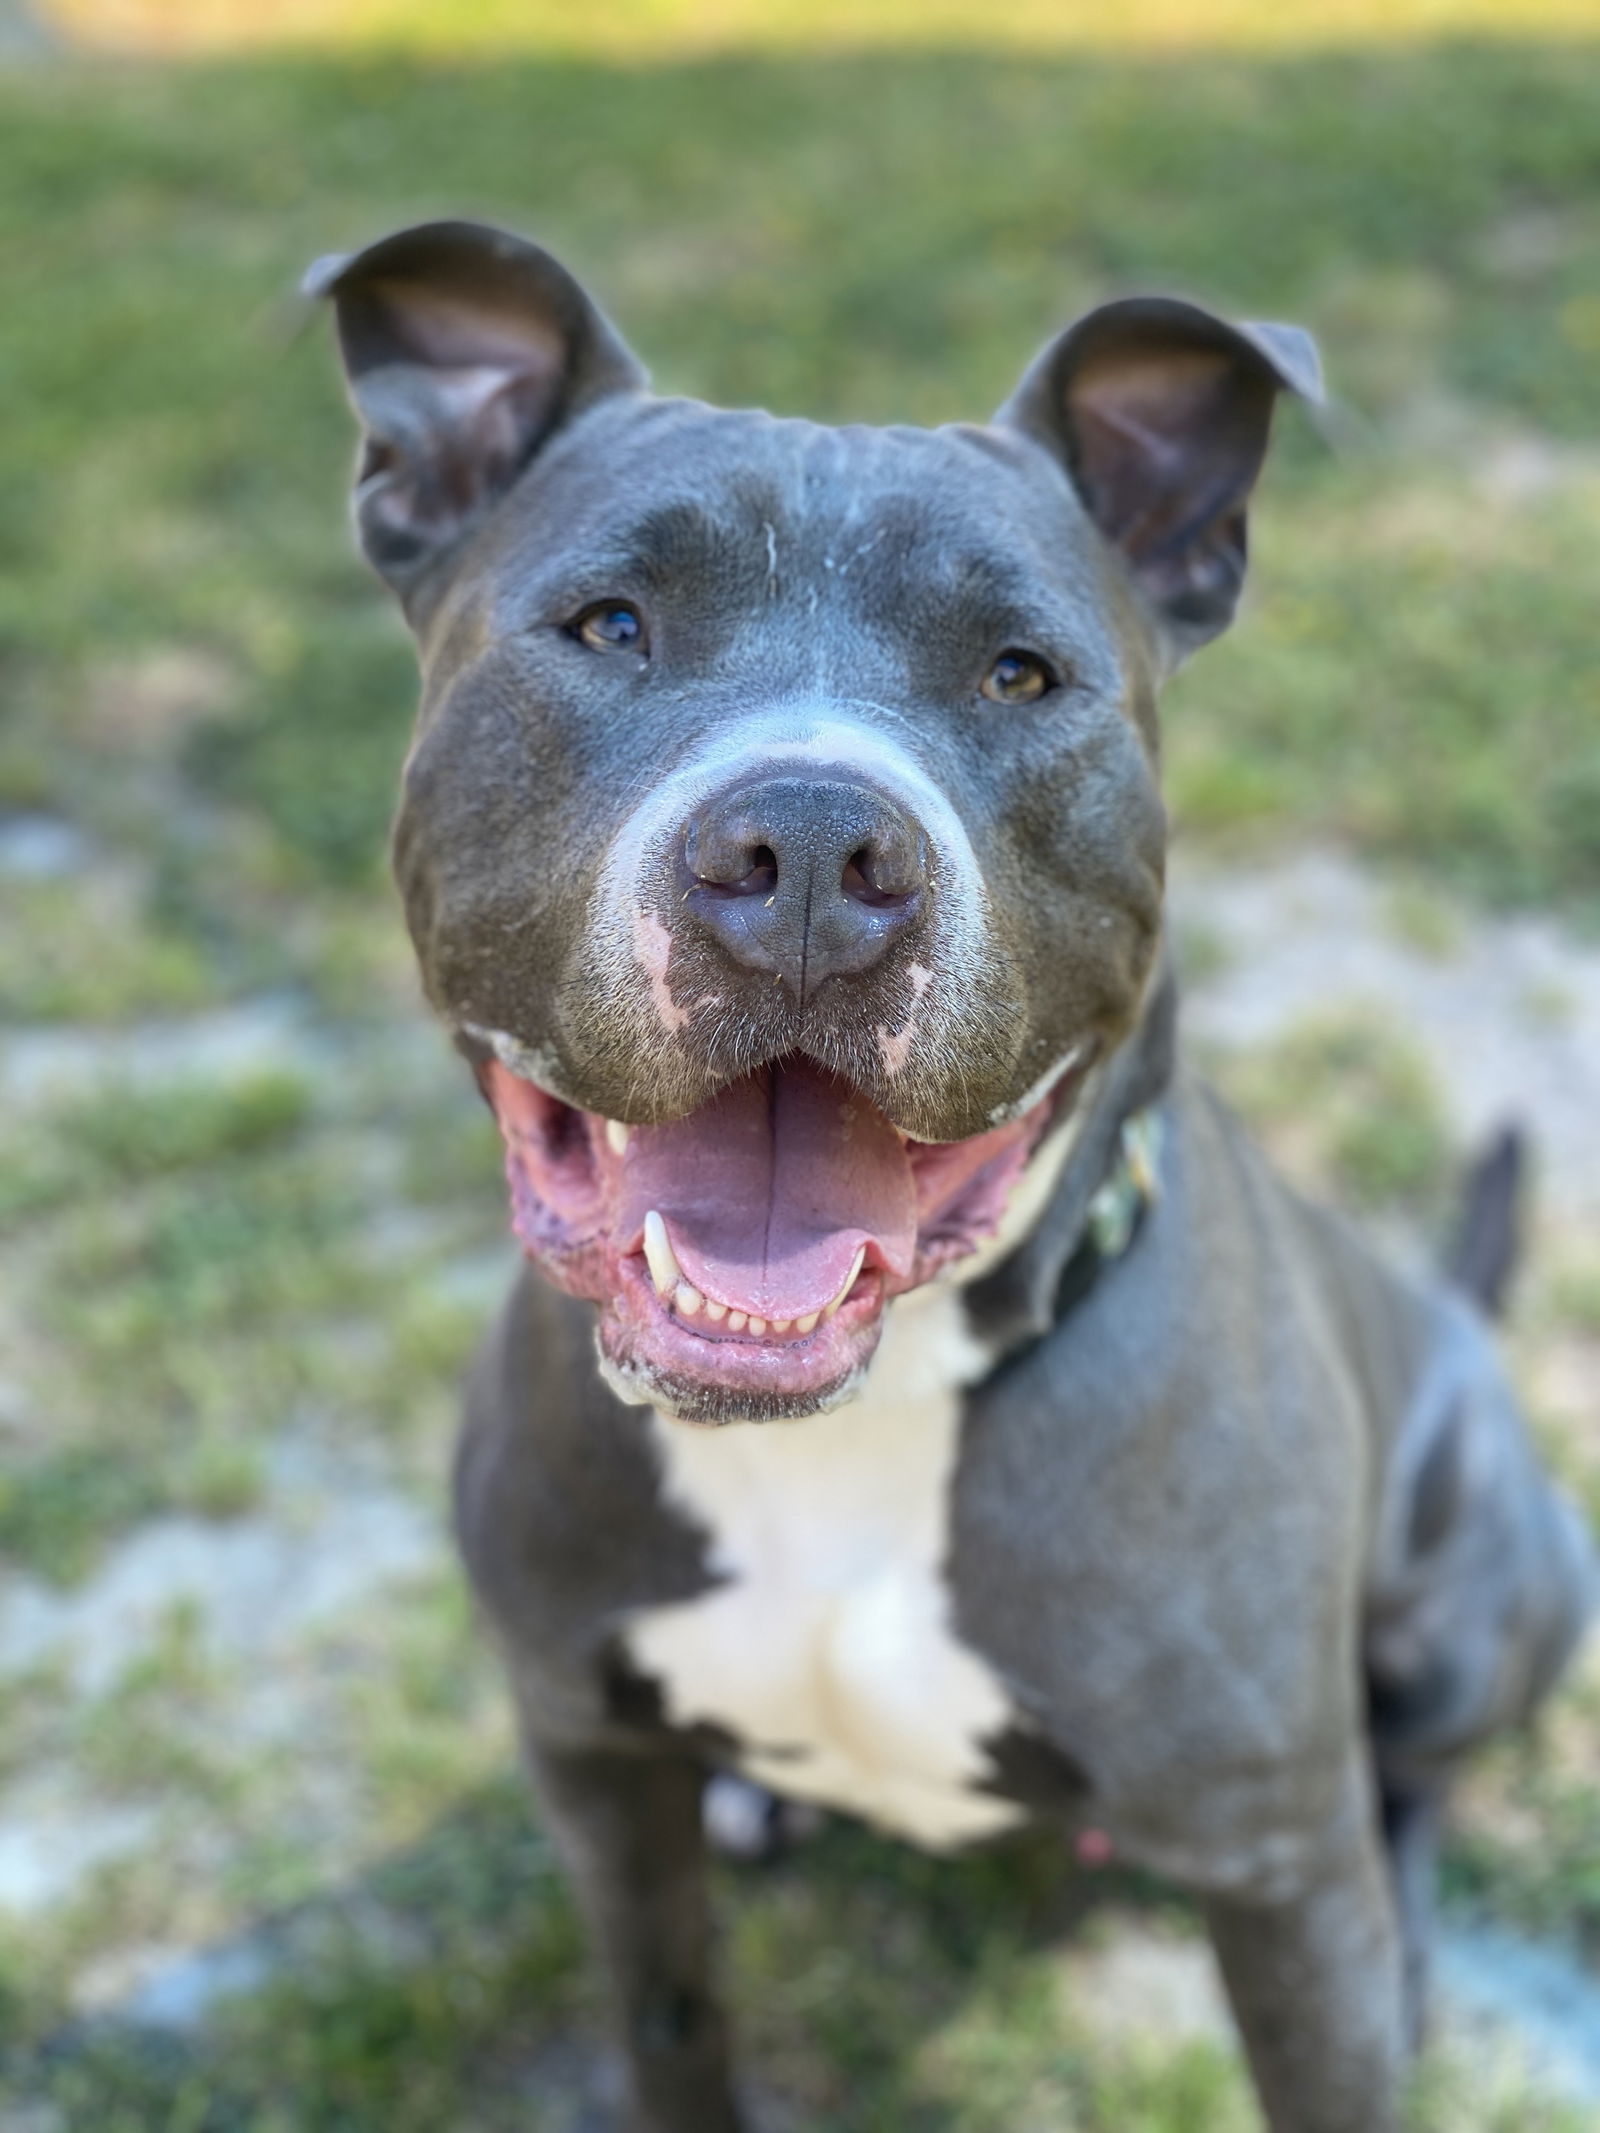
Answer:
[
  {"left": 604, "top": 1118, "right": 630, "bottom": 1157},
  {"left": 823, "top": 1244, "right": 868, "bottom": 1318},
  {"left": 795, "top": 1311, "right": 819, "bottom": 1334},
  {"left": 704, "top": 1298, "right": 728, "bottom": 1323},
  {"left": 674, "top": 1281, "right": 704, "bottom": 1317},
  {"left": 642, "top": 1211, "right": 680, "bottom": 1298},
  {"left": 727, "top": 1311, "right": 747, "bottom": 1331},
  {"left": 747, "top": 1316, "right": 767, "bottom": 1336}
]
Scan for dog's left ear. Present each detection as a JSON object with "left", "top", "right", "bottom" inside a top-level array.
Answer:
[{"left": 997, "top": 297, "right": 1322, "bottom": 663}]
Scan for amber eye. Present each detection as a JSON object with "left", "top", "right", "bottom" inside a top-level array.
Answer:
[
  {"left": 571, "top": 601, "right": 646, "bottom": 654},
  {"left": 981, "top": 649, "right": 1054, "bottom": 705}
]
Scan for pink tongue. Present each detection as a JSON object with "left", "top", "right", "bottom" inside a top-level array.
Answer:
[{"left": 617, "top": 1060, "right": 917, "bottom": 1320}]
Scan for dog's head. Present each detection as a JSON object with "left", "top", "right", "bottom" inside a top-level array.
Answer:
[{"left": 311, "top": 221, "right": 1318, "bottom": 1424}]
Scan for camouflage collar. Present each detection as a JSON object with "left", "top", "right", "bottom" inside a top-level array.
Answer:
[{"left": 1042, "top": 1103, "right": 1166, "bottom": 1334}]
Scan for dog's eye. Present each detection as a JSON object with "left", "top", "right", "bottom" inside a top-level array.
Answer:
[
  {"left": 981, "top": 650, "right": 1054, "bottom": 705},
  {"left": 570, "top": 602, "right": 647, "bottom": 655}
]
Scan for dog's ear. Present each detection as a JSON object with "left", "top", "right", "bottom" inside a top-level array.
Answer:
[
  {"left": 305, "top": 220, "right": 647, "bottom": 598},
  {"left": 997, "top": 298, "right": 1321, "bottom": 663}
]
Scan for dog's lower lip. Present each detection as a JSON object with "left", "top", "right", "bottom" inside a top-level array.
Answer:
[{"left": 598, "top": 1246, "right": 889, "bottom": 1420}]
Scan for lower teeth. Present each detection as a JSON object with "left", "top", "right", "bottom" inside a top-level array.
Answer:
[{"left": 648, "top": 1244, "right": 866, "bottom": 1336}]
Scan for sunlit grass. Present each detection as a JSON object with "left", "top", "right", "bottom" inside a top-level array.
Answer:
[{"left": 42, "top": 0, "right": 1600, "bottom": 58}]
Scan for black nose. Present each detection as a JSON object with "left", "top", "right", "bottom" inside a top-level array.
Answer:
[{"left": 683, "top": 775, "right": 928, "bottom": 999}]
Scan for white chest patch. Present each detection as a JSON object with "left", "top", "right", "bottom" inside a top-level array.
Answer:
[{"left": 628, "top": 1287, "right": 1027, "bottom": 1850}]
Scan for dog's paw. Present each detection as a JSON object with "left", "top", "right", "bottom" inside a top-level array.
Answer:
[{"left": 703, "top": 1773, "right": 824, "bottom": 1862}]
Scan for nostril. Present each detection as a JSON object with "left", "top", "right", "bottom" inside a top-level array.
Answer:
[
  {"left": 842, "top": 845, "right": 920, "bottom": 910},
  {"left": 685, "top": 810, "right": 780, "bottom": 897},
  {"left": 694, "top": 843, "right": 778, "bottom": 898}
]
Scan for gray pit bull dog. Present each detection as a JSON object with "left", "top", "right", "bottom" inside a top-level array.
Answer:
[{"left": 309, "top": 220, "right": 1595, "bottom": 2133}]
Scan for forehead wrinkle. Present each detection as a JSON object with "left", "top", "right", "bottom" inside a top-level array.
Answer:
[
  {"left": 526, "top": 404, "right": 1110, "bottom": 659},
  {"left": 837, "top": 502, "right": 1096, "bottom": 631},
  {"left": 756, "top": 419, "right": 989, "bottom": 543},
  {"left": 618, "top": 499, "right": 745, "bottom": 587}
]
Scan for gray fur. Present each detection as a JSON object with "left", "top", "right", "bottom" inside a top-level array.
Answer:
[{"left": 313, "top": 221, "right": 1595, "bottom": 2133}]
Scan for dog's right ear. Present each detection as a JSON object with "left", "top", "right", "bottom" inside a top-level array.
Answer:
[{"left": 305, "top": 221, "right": 646, "bottom": 599}]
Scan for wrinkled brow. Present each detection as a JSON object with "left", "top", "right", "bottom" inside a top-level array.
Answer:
[{"left": 598, "top": 500, "right": 768, "bottom": 593}]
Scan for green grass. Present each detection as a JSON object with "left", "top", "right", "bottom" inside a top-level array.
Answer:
[
  {"left": 1216, "top": 1006, "right": 1456, "bottom": 1219},
  {"left": 1548, "top": 1255, "right": 1600, "bottom": 1338},
  {"left": 3, "top": 21, "right": 1600, "bottom": 2130},
  {"left": 43, "top": 0, "right": 1600, "bottom": 59},
  {"left": 0, "top": 1056, "right": 494, "bottom": 1580},
  {"left": 9, "top": 1802, "right": 1591, "bottom": 2131},
  {"left": 0, "top": 1069, "right": 312, "bottom": 1221},
  {"left": 2, "top": 40, "right": 1599, "bottom": 941}
]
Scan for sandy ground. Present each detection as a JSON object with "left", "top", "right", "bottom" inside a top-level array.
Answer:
[{"left": 1174, "top": 846, "right": 1600, "bottom": 1223}]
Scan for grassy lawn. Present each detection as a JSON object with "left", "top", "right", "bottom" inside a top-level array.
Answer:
[
  {"left": 1, "top": 9, "right": 1598, "bottom": 2127},
  {"left": 4, "top": 39, "right": 1600, "bottom": 918}
]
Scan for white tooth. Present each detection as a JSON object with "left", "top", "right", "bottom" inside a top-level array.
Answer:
[
  {"left": 727, "top": 1311, "right": 747, "bottom": 1332},
  {"left": 795, "top": 1312, "right": 819, "bottom": 1334},
  {"left": 769, "top": 1318, "right": 791, "bottom": 1335},
  {"left": 704, "top": 1298, "right": 728, "bottom": 1323},
  {"left": 605, "top": 1118, "right": 630, "bottom": 1157},
  {"left": 674, "top": 1281, "right": 703, "bottom": 1317},
  {"left": 747, "top": 1316, "right": 767, "bottom": 1336},
  {"left": 642, "top": 1211, "right": 680, "bottom": 1298},
  {"left": 823, "top": 1244, "right": 867, "bottom": 1318}
]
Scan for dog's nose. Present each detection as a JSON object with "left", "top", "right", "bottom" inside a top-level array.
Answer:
[{"left": 683, "top": 775, "right": 927, "bottom": 998}]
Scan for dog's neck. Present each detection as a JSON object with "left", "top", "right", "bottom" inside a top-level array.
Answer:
[{"left": 964, "top": 958, "right": 1178, "bottom": 1360}]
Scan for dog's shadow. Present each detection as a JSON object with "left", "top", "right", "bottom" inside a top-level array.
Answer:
[{"left": 5, "top": 1774, "right": 1174, "bottom": 2132}]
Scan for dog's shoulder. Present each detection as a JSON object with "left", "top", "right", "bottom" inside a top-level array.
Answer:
[{"left": 454, "top": 1267, "right": 710, "bottom": 1694}]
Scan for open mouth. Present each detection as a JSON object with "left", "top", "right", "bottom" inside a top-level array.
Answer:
[{"left": 478, "top": 1049, "right": 1090, "bottom": 1424}]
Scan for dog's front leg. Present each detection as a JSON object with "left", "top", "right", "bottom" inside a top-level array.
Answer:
[
  {"left": 1203, "top": 1772, "right": 1408, "bottom": 2133},
  {"left": 528, "top": 1737, "right": 745, "bottom": 2133}
]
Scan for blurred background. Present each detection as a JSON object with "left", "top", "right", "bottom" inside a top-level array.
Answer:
[{"left": 2, "top": 2, "right": 1599, "bottom": 2126}]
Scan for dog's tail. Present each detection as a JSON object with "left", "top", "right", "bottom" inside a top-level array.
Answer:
[{"left": 1446, "top": 1122, "right": 1527, "bottom": 1320}]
